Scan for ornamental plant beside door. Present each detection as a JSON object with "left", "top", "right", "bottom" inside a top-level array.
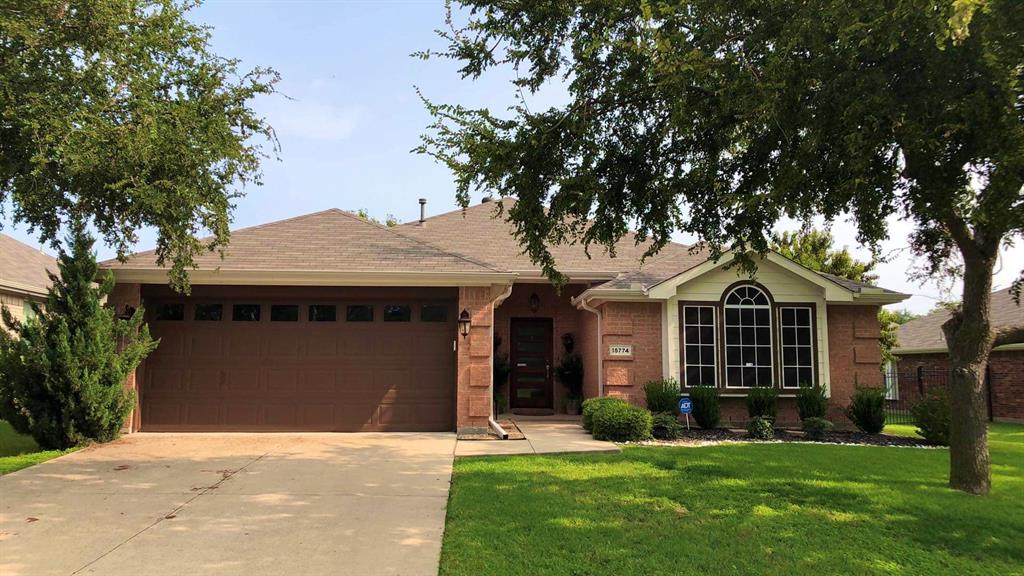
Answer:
[{"left": 556, "top": 353, "right": 584, "bottom": 415}]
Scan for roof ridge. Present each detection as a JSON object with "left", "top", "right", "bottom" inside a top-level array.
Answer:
[{"left": 334, "top": 209, "right": 507, "bottom": 273}]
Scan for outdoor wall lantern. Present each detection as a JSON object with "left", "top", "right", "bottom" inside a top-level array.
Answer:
[
  {"left": 528, "top": 292, "right": 540, "bottom": 313},
  {"left": 458, "top": 309, "right": 472, "bottom": 337},
  {"left": 118, "top": 305, "right": 136, "bottom": 321}
]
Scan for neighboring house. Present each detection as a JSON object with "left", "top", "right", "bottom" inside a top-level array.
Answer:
[
  {"left": 0, "top": 233, "right": 57, "bottom": 329},
  {"left": 102, "top": 199, "right": 908, "bottom": 433},
  {"left": 893, "top": 288, "right": 1024, "bottom": 423}
]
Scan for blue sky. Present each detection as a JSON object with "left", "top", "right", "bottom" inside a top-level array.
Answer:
[{"left": 2, "top": 0, "right": 1020, "bottom": 314}]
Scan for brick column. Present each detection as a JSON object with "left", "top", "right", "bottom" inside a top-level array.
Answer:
[
  {"left": 457, "top": 286, "right": 495, "bottom": 433},
  {"left": 600, "top": 301, "right": 663, "bottom": 406},
  {"left": 826, "top": 305, "right": 883, "bottom": 422},
  {"left": 108, "top": 282, "right": 142, "bottom": 433}
]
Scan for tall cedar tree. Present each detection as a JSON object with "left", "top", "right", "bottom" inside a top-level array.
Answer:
[
  {"left": 0, "top": 1, "right": 277, "bottom": 292},
  {"left": 0, "top": 223, "right": 157, "bottom": 450},
  {"left": 418, "top": 1, "right": 1023, "bottom": 494}
]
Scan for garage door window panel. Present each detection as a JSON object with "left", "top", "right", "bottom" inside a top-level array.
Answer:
[
  {"left": 383, "top": 305, "right": 411, "bottom": 322},
  {"left": 156, "top": 303, "right": 185, "bottom": 321},
  {"left": 420, "top": 304, "right": 448, "bottom": 322},
  {"left": 309, "top": 305, "right": 337, "bottom": 322},
  {"left": 232, "top": 304, "right": 261, "bottom": 322},
  {"left": 271, "top": 305, "right": 299, "bottom": 322},
  {"left": 194, "top": 304, "right": 223, "bottom": 321},
  {"left": 346, "top": 305, "right": 374, "bottom": 322}
]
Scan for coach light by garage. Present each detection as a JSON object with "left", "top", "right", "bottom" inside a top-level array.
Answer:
[{"left": 458, "top": 309, "right": 471, "bottom": 337}]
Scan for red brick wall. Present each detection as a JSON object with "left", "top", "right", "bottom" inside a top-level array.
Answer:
[
  {"left": 897, "top": 350, "right": 1024, "bottom": 422},
  {"left": 109, "top": 282, "right": 142, "bottom": 432},
  {"left": 493, "top": 283, "right": 585, "bottom": 412},
  {"left": 599, "top": 301, "right": 663, "bottom": 406},
  {"left": 716, "top": 397, "right": 801, "bottom": 427},
  {"left": 826, "top": 305, "right": 883, "bottom": 422},
  {"left": 457, "top": 286, "right": 495, "bottom": 432}
]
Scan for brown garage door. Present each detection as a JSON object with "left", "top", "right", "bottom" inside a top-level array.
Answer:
[{"left": 140, "top": 287, "right": 456, "bottom": 431}]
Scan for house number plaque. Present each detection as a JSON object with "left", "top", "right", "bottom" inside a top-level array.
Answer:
[{"left": 608, "top": 344, "right": 633, "bottom": 357}]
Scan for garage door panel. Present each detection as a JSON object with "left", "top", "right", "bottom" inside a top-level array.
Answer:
[
  {"left": 227, "top": 333, "right": 261, "bottom": 358},
  {"left": 189, "top": 333, "right": 224, "bottom": 358},
  {"left": 301, "top": 369, "right": 336, "bottom": 392},
  {"left": 226, "top": 368, "right": 260, "bottom": 392},
  {"left": 144, "top": 294, "right": 455, "bottom": 432},
  {"left": 266, "top": 369, "right": 298, "bottom": 393},
  {"left": 188, "top": 369, "right": 222, "bottom": 394},
  {"left": 225, "top": 403, "right": 261, "bottom": 426},
  {"left": 186, "top": 403, "right": 221, "bottom": 426}
]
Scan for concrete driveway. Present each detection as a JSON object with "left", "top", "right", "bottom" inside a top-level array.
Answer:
[{"left": 0, "top": 433, "right": 456, "bottom": 576}]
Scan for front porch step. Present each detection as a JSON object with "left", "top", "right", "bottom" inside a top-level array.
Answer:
[{"left": 511, "top": 408, "right": 555, "bottom": 416}]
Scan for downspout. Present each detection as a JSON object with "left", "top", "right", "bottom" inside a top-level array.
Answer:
[
  {"left": 490, "top": 282, "right": 515, "bottom": 438},
  {"left": 578, "top": 297, "right": 604, "bottom": 397}
]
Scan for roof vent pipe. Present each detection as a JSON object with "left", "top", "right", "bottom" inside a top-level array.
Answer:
[
  {"left": 418, "top": 198, "right": 427, "bottom": 224},
  {"left": 481, "top": 194, "right": 493, "bottom": 203}
]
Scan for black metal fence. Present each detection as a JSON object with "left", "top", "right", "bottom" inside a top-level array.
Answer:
[
  {"left": 882, "top": 366, "right": 949, "bottom": 425},
  {"left": 884, "top": 364, "right": 995, "bottom": 424}
]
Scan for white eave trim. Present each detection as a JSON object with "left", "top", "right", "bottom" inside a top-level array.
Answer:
[
  {"left": 0, "top": 280, "right": 49, "bottom": 299},
  {"left": 105, "top": 267, "right": 519, "bottom": 287}
]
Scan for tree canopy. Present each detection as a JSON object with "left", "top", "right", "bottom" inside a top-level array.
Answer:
[
  {"left": 1, "top": 0, "right": 278, "bottom": 291},
  {"left": 772, "top": 229, "right": 877, "bottom": 285},
  {"left": 420, "top": 0, "right": 1023, "bottom": 494}
]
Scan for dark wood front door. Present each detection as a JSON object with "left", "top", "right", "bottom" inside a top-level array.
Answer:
[{"left": 509, "top": 318, "right": 553, "bottom": 410}]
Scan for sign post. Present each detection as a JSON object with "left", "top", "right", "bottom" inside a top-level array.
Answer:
[{"left": 677, "top": 397, "right": 693, "bottom": 431}]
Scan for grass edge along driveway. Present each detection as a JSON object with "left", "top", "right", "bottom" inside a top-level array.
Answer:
[
  {"left": 0, "top": 420, "right": 75, "bottom": 475},
  {"left": 440, "top": 423, "right": 1023, "bottom": 576}
]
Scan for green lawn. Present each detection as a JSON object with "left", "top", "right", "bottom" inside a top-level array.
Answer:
[
  {"left": 441, "top": 423, "right": 1024, "bottom": 576},
  {"left": 0, "top": 421, "right": 72, "bottom": 475}
]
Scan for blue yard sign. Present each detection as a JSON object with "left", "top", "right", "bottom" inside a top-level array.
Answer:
[{"left": 678, "top": 397, "right": 693, "bottom": 415}]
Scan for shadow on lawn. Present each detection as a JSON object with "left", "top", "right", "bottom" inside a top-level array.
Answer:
[{"left": 446, "top": 441, "right": 1024, "bottom": 575}]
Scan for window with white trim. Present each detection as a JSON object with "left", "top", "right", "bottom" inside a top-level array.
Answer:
[
  {"left": 723, "top": 286, "right": 773, "bottom": 387},
  {"left": 779, "top": 306, "right": 814, "bottom": 388},
  {"left": 682, "top": 306, "right": 717, "bottom": 386}
]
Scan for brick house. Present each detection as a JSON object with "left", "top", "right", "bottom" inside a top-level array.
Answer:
[
  {"left": 102, "top": 199, "right": 907, "bottom": 434},
  {"left": 0, "top": 233, "right": 56, "bottom": 330},
  {"left": 893, "top": 288, "right": 1024, "bottom": 423}
]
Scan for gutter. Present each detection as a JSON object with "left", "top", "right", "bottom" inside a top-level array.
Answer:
[
  {"left": 576, "top": 296, "right": 605, "bottom": 397},
  {"left": 488, "top": 417, "right": 509, "bottom": 440}
]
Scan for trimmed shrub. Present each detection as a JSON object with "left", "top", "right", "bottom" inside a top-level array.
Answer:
[
  {"left": 911, "top": 390, "right": 951, "bottom": 445},
  {"left": 796, "top": 383, "right": 829, "bottom": 420},
  {"left": 581, "top": 397, "right": 626, "bottom": 432},
  {"left": 592, "top": 402, "right": 653, "bottom": 442},
  {"left": 802, "top": 417, "right": 834, "bottom": 441},
  {"left": 747, "top": 416, "right": 775, "bottom": 440},
  {"left": 651, "top": 412, "right": 684, "bottom": 440},
  {"left": 0, "top": 222, "right": 156, "bottom": 450},
  {"left": 643, "top": 378, "right": 681, "bottom": 414},
  {"left": 846, "top": 387, "right": 886, "bottom": 434},
  {"left": 689, "top": 386, "right": 721, "bottom": 429},
  {"left": 746, "top": 385, "right": 778, "bottom": 419}
]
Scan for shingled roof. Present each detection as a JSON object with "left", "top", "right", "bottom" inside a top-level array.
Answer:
[
  {"left": 400, "top": 199, "right": 695, "bottom": 278},
  {"left": 895, "top": 288, "right": 1024, "bottom": 353},
  {"left": 103, "top": 209, "right": 502, "bottom": 275},
  {"left": 0, "top": 233, "right": 57, "bottom": 297}
]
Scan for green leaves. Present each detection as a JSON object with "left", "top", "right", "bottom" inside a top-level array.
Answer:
[
  {"left": 418, "top": 1, "right": 1023, "bottom": 287},
  {"left": 0, "top": 222, "right": 157, "bottom": 450},
  {"left": 0, "top": 0, "right": 278, "bottom": 292}
]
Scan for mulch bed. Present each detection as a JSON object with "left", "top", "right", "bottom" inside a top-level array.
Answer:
[
  {"left": 632, "top": 428, "right": 939, "bottom": 448},
  {"left": 456, "top": 420, "right": 526, "bottom": 441}
]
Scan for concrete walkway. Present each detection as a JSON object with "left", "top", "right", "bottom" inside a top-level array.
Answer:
[
  {"left": 0, "top": 433, "right": 456, "bottom": 576},
  {"left": 455, "top": 417, "right": 619, "bottom": 457}
]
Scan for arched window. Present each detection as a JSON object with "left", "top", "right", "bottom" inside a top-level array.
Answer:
[{"left": 723, "top": 285, "right": 773, "bottom": 387}]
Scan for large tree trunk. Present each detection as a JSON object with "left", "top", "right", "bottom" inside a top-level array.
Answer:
[{"left": 941, "top": 251, "right": 996, "bottom": 495}]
